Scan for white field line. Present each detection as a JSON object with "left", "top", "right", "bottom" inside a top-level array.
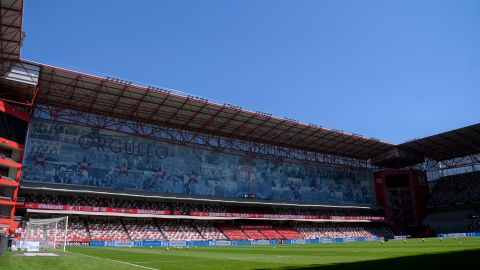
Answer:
[
  {"left": 131, "top": 255, "right": 290, "bottom": 264},
  {"left": 65, "top": 251, "right": 159, "bottom": 270},
  {"left": 91, "top": 247, "right": 291, "bottom": 265},
  {"left": 131, "top": 258, "right": 222, "bottom": 264}
]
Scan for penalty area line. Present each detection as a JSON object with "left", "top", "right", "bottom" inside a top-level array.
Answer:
[{"left": 65, "top": 251, "right": 159, "bottom": 270}]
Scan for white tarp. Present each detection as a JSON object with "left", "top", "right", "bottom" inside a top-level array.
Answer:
[{"left": 2, "top": 61, "right": 40, "bottom": 85}]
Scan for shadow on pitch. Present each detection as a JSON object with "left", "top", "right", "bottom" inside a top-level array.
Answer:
[{"left": 256, "top": 249, "right": 480, "bottom": 270}]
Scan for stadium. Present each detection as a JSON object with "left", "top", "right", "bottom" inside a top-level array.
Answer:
[{"left": 0, "top": 0, "right": 479, "bottom": 269}]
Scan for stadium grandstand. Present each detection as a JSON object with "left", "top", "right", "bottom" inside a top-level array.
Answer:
[{"left": 0, "top": 0, "right": 480, "bottom": 265}]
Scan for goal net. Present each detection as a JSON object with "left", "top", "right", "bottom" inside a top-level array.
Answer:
[{"left": 21, "top": 216, "right": 69, "bottom": 252}]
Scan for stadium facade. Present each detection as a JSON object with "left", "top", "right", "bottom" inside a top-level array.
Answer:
[{"left": 1, "top": 0, "right": 480, "bottom": 246}]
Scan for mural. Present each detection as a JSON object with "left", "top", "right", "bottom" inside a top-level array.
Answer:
[{"left": 21, "top": 119, "right": 375, "bottom": 205}]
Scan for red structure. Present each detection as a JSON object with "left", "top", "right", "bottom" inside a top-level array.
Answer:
[
  {"left": 374, "top": 170, "right": 429, "bottom": 230},
  {"left": 0, "top": 101, "right": 28, "bottom": 232}
]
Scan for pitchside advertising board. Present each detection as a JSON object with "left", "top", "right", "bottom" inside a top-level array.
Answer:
[
  {"left": 84, "top": 237, "right": 383, "bottom": 247},
  {"left": 21, "top": 118, "right": 375, "bottom": 205}
]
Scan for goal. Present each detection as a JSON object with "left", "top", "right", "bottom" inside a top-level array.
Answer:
[{"left": 21, "top": 216, "right": 69, "bottom": 252}]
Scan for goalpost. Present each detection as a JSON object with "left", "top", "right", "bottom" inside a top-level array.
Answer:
[{"left": 21, "top": 216, "right": 69, "bottom": 252}]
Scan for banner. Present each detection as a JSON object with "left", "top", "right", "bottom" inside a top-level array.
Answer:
[
  {"left": 23, "top": 202, "right": 170, "bottom": 215},
  {"left": 22, "top": 118, "right": 375, "bottom": 205},
  {"left": 188, "top": 240, "right": 210, "bottom": 246},
  {"left": 438, "top": 233, "right": 468, "bottom": 237},
  {"left": 169, "top": 240, "right": 187, "bottom": 247},
  {"left": 110, "top": 241, "right": 134, "bottom": 247},
  {"left": 190, "top": 211, "right": 384, "bottom": 221},
  {"left": 240, "top": 225, "right": 273, "bottom": 230},
  {"left": 289, "top": 239, "right": 306, "bottom": 244},
  {"left": 253, "top": 240, "right": 271, "bottom": 245},
  {"left": 23, "top": 202, "right": 384, "bottom": 221},
  {"left": 90, "top": 241, "right": 134, "bottom": 247},
  {"left": 88, "top": 237, "right": 382, "bottom": 247},
  {"left": 329, "top": 216, "right": 385, "bottom": 221},
  {"left": 23, "top": 241, "right": 40, "bottom": 251},
  {"left": 134, "top": 240, "right": 164, "bottom": 247},
  {"left": 211, "top": 240, "right": 232, "bottom": 246}
]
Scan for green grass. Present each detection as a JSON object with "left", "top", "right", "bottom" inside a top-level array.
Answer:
[{"left": 1, "top": 238, "right": 480, "bottom": 270}]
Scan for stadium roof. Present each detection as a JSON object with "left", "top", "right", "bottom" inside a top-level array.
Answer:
[
  {"left": 0, "top": 0, "right": 479, "bottom": 165},
  {"left": 398, "top": 123, "right": 480, "bottom": 161},
  {"left": 0, "top": 0, "right": 22, "bottom": 60},
  {"left": 1, "top": 60, "right": 394, "bottom": 160}
]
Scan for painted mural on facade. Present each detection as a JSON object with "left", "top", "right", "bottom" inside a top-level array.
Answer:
[{"left": 21, "top": 118, "right": 375, "bottom": 205}]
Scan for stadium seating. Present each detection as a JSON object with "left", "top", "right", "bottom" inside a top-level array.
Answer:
[
  {"left": 423, "top": 208, "right": 471, "bottom": 233},
  {"left": 275, "top": 226, "right": 303, "bottom": 239},
  {"left": 468, "top": 208, "right": 480, "bottom": 232},
  {"left": 15, "top": 215, "right": 394, "bottom": 242},
  {"left": 196, "top": 224, "right": 227, "bottom": 240},
  {"left": 428, "top": 171, "right": 480, "bottom": 206},
  {"left": 66, "top": 219, "right": 89, "bottom": 242},
  {"left": 0, "top": 195, "right": 12, "bottom": 201},
  {"left": 23, "top": 193, "right": 383, "bottom": 220},
  {"left": 0, "top": 175, "right": 16, "bottom": 182},
  {"left": 87, "top": 219, "right": 130, "bottom": 241},
  {"left": 15, "top": 220, "right": 65, "bottom": 242},
  {"left": 259, "top": 228, "right": 283, "bottom": 239},
  {"left": 124, "top": 220, "right": 165, "bottom": 240},
  {"left": 294, "top": 223, "right": 393, "bottom": 239},
  {"left": 24, "top": 194, "right": 169, "bottom": 211},
  {"left": 242, "top": 228, "right": 265, "bottom": 240},
  {"left": 158, "top": 222, "right": 204, "bottom": 240},
  {"left": 18, "top": 194, "right": 393, "bottom": 242},
  {"left": 0, "top": 153, "right": 13, "bottom": 162},
  {"left": 218, "top": 225, "right": 249, "bottom": 240}
]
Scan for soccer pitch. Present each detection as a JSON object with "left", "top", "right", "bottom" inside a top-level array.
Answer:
[{"left": 1, "top": 238, "right": 480, "bottom": 270}]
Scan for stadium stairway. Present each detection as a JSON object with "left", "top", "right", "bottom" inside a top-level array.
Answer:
[
  {"left": 125, "top": 220, "right": 166, "bottom": 240},
  {"left": 242, "top": 228, "right": 266, "bottom": 240},
  {"left": 259, "top": 228, "right": 282, "bottom": 239},
  {"left": 193, "top": 223, "right": 204, "bottom": 239},
  {"left": 196, "top": 224, "right": 227, "bottom": 240},
  {"left": 86, "top": 218, "right": 131, "bottom": 241},
  {"left": 218, "top": 225, "right": 249, "bottom": 240},
  {"left": 157, "top": 221, "right": 204, "bottom": 240},
  {"left": 83, "top": 219, "right": 91, "bottom": 241},
  {"left": 120, "top": 220, "right": 133, "bottom": 241},
  {"left": 217, "top": 225, "right": 305, "bottom": 240},
  {"left": 275, "top": 226, "right": 303, "bottom": 239},
  {"left": 153, "top": 220, "right": 168, "bottom": 239}
]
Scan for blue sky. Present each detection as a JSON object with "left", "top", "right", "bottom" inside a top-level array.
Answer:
[{"left": 22, "top": 0, "right": 480, "bottom": 144}]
